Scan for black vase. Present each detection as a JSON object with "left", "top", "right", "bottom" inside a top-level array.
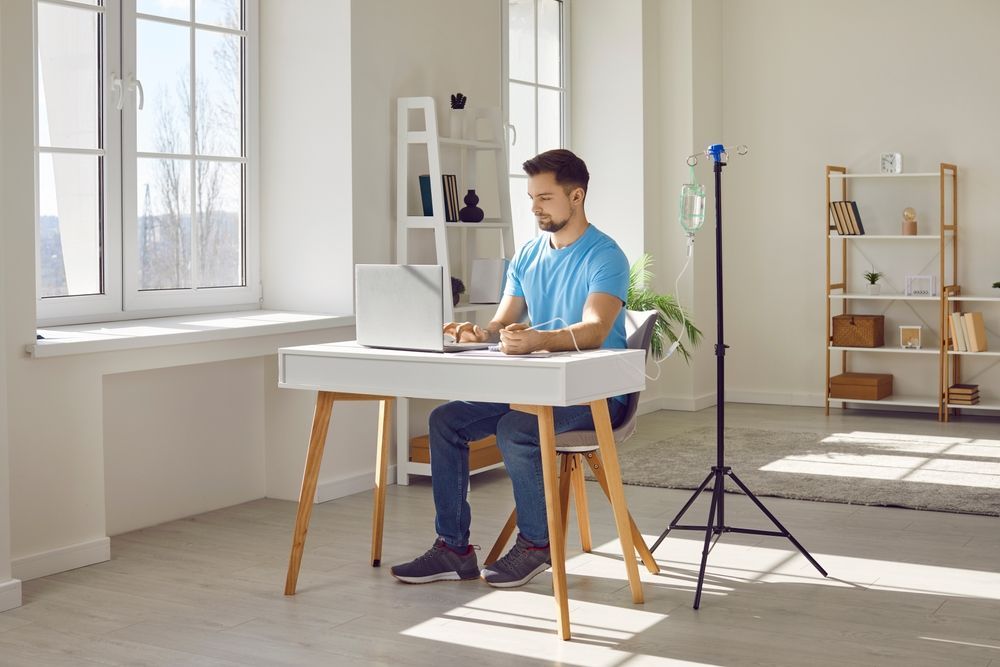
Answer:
[{"left": 458, "top": 189, "right": 485, "bottom": 223}]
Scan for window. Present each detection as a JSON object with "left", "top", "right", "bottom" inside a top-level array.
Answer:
[
  {"left": 35, "top": 0, "right": 258, "bottom": 324},
  {"left": 504, "top": 0, "right": 568, "bottom": 243}
]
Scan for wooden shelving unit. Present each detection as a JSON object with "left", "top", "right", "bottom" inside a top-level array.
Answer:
[{"left": 824, "top": 164, "right": 959, "bottom": 419}]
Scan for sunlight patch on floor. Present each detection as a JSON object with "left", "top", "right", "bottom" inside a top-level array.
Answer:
[
  {"left": 821, "top": 431, "right": 1000, "bottom": 459},
  {"left": 759, "top": 452, "right": 1000, "bottom": 488}
]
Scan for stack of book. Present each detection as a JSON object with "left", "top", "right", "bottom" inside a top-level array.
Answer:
[
  {"left": 830, "top": 200, "right": 865, "bottom": 235},
  {"left": 948, "top": 384, "right": 980, "bottom": 405},
  {"left": 948, "top": 311, "right": 989, "bottom": 352}
]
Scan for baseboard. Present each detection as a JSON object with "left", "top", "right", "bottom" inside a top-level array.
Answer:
[
  {"left": 640, "top": 392, "right": 717, "bottom": 413},
  {"left": 11, "top": 537, "right": 110, "bottom": 581},
  {"left": 0, "top": 578, "right": 22, "bottom": 612},
  {"left": 726, "top": 390, "right": 825, "bottom": 408},
  {"left": 315, "top": 464, "right": 397, "bottom": 504}
]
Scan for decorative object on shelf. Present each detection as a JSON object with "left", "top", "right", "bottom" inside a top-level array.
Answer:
[
  {"left": 832, "top": 314, "right": 885, "bottom": 348},
  {"left": 829, "top": 372, "right": 893, "bottom": 400},
  {"left": 899, "top": 325, "right": 922, "bottom": 349},
  {"left": 880, "top": 152, "right": 903, "bottom": 174},
  {"left": 448, "top": 92, "right": 467, "bottom": 138},
  {"left": 450, "top": 276, "right": 465, "bottom": 307},
  {"left": 627, "top": 254, "right": 702, "bottom": 361},
  {"left": 902, "top": 207, "right": 918, "bottom": 235},
  {"left": 904, "top": 274, "right": 937, "bottom": 297},
  {"left": 830, "top": 200, "right": 865, "bottom": 235},
  {"left": 863, "top": 269, "right": 883, "bottom": 295},
  {"left": 458, "top": 189, "right": 485, "bottom": 222}
]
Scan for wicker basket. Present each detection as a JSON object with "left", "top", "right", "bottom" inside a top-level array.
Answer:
[{"left": 832, "top": 314, "right": 885, "bottom": 348}]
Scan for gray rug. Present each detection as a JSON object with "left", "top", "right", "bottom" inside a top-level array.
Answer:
[{"left": 615, "top": 426, "right": 1000, "bottom": 516}]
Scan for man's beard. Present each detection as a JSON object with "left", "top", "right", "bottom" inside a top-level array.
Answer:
[{"left": 537, "top": 215, "right": 570, "bottom": 233}]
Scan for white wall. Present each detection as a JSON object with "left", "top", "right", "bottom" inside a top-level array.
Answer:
[
  {"left": 260, "top": 0, "right": 354, "bottom": 315},
  {"left": 722, "top": 0, "right": 1000, "bottom": 405},
  {"left": 570, "top": 0, "right": 645, "bottom": 264},
  {"left": 0, "top": 0, "right": 22, "bottom": 613}
]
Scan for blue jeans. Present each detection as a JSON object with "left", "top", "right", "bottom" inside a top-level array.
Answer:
[{"left": 428, "top": 399, "right": 627, "bottom": 549}]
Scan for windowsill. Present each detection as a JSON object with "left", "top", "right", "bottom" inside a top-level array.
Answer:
[{"left": 28, "top": 310, "right": 355, "bottom": 358}]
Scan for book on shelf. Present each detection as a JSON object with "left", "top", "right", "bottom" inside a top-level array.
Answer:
[
  {"left": 948, "top": 383, "right": 980, "bottom": 395},
  {"left": 948, "top": 396, "right": 980, "bottom": 405},
  {"left": 949, "top": 312, "right": 968, "bottom": 351},
  {"left": 418, "top": 175, "right": 434, "bottom": 216},
  {"left": 443, "top": 174, "right": 459, "bottom": 222},
  {"left": 962, "top": 312, "right": 988, "bottom": 352},
  {"left": 830, "top": 200, "right": 864, "bottom": 235}
]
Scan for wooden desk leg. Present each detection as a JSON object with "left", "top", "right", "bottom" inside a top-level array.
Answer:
[
  {"left": 590, "top": 399, "right": 644, "bottom": 604},
  {"left": 535, "top": 406, "right": 571, "bottom": 641},
  {"left": 284, "top": 391, "right": 336, "bottom": 595},
  {"left": 370, "top": 398, "right": 394, "bottom": 566}
]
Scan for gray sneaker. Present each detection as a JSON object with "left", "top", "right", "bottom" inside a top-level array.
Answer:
[
  {"left": 390, "top": 539, "right": 480, "bottom": 584},
  {"left": 481, "top": 534, "right": 551, "bottom": 588}
]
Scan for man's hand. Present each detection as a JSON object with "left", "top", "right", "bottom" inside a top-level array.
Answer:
[
  {"left": 443, "top": 321, "right": 490, "bottom": 343},
  {"left": 498, "top": 323, "right": 544, "bottom": 355}
]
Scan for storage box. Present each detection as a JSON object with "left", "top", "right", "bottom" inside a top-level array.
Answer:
[
  {"left": 410, "top": 434, "right": 503, "bottom": 470},
  {"left": 829, "top": 372, "right": 893, "bottom": 400},
  {"left": 832, "top": 314, "right": 885, "bottom": 348}
]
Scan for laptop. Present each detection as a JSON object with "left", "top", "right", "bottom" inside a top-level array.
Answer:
[{"left": 355, "top": 264, "right": 492, "bottom": 353}]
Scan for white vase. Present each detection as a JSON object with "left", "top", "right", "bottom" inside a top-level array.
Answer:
[
  {"left": 867, "top": 284, "right": 881, "bottom": 296},
  {"left": 448, "top": 110, "right": 465, "bottom": 139}
]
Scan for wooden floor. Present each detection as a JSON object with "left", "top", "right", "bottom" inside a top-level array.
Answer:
[{"left": 2, "top": 404, "right": 999, "bottom": 666}]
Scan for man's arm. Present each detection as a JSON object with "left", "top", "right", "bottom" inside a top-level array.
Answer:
[
  {"left": 445, "top": 295, "right": 526, "bottom": 342},
  {"left": 499, "top": 291, "right": 622, "bottom": 354}
]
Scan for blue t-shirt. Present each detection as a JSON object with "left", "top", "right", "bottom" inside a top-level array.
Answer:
[{"left": 505, "top": 224, "right": 629, "bottom": 353}]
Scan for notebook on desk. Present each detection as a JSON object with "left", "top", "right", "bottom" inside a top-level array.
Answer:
[{"left": 355, "top": 264, "right": 492, "bottom": 353}]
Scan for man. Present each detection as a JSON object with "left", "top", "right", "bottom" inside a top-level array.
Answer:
[{"left": 390, "top": 149, "right": 630, "bottom": 587}]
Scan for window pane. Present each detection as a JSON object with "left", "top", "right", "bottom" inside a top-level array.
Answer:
[
  {"left": 38, "top": 153, "right": 102, "bottom": 297},
  {"left": 537, "top": 88, "right": 561, "bottom": 152},
  {"left": 537, "top": 0, "right": 561, "bottom": 87},
  {"left": 508, "top": 0, "right": 535, "bottom": 82},
  {"left": 137, "top": 19, "right": 191, "bottom": 155},
  {"left": 137, "top": 0, "right": 189, "bottom": 21},
  {"left": 37, "top": 3, "right": 99, "bottom": 150},
  {"left": 196, "top": 30, "right": 242, "bottom": 157},
  {"left": 509, "top": 176, "right": 537, "bottom": 247},
  {"left": 508, "top": 82, "right": 536, "bottom": 175},
  {"left": 196, "top": 161, "right": 243, "bottom": 287},
  {"left": 138, "top": 157, "right": 192, "bottom": 290},
  {"left": 196, "top": 0, "right": 242, "bottom": 29}
]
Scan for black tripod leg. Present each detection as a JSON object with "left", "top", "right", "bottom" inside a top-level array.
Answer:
[
  {"left": 726, "top": 470, "right": 828, "bottom": 577},
  {"left": 649, "top": 469, "right": 716, "bottom": 553},
  {"left": 693, "top": 471, "right": 723, "bottom": 610}
]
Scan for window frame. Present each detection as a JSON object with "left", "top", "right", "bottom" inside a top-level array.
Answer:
[
  {"left": 34, "top": 0, "right": 260, "bottom": 327},
  {"left": 502, "top": 0, "right": 571, "bottom": 190}
]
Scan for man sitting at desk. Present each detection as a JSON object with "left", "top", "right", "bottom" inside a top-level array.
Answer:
[{"left": 391, "top": 149, "right": 630, "bottom": 588}]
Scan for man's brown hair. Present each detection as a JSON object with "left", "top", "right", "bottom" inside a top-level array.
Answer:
[{"left": 522, "top": 149, "right": 589, "bottom": 197}]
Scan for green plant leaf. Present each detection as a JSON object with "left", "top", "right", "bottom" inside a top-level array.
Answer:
[{"left": 626, "top": 254, "right": 702, "bottom": 362}]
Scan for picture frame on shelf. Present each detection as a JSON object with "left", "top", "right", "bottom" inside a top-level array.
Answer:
[
  {"left": 899, "top": 325, "right": 922, "bottom": 350},
  {"left": 904, "top": 274, "right": 937, "bottom": 297}
]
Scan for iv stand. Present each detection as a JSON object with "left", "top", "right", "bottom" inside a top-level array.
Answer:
[{"left": 649, "top": 144, "right": 828, "bottom": 609}]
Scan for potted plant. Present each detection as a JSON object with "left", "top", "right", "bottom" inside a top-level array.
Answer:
[
  {"left": 993, "top": 281, "right": 999, "bottom": 289},
  {"left": 627, "top": 254, "right": 702, "bottom": 361},
  {"left": 864, "top": 270, "right": 884, "bottom": 296}
]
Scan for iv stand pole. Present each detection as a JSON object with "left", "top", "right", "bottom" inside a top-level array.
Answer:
[{"left": 649, "top": 146, "right": 828, "bottom": 610}]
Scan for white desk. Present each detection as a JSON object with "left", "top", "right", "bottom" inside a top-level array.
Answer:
[{"left": 278, "top": 341, "right": 646, "bottom": 640}]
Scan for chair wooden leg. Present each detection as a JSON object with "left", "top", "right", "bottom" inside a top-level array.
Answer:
[
  {"left": 370, "top": 398, "right": 394, "bottom": 567},
  {"left": 558, "top": 454, "right": 574, "bottom": 552},
  {"left": 584, "top": 451, "right": 661, "bottom": 575},
  {"left": 285, "top": 391, "right": 336, "bottom": 595},
  {"left": 486, "top": 509, "right": 517, "bottom": 566},
  {"left": 570, "top": 455, "right": 593, "bottom": 552}
]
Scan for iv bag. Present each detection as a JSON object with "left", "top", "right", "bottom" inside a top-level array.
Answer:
[{"left": 679, "top": 182, "right": 706, "bottom": 233}]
